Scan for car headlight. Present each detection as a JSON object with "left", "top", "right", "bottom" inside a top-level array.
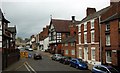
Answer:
[{"left": 79, "top": 64, "right": 82, "bottom": 66}]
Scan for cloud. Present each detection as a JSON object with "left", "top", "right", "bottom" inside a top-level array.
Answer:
[{"left": 2, "top": 0, "right": 110, "bottom": 38}]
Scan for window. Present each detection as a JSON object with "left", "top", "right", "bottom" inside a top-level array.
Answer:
[
  {"left": 91, "top": 31, "right": 95, "bottom": 43},
  {"left": 79, "top": 34, "right": 81, "bottom": 44},
  {"left": 91, "top": 48, "right": 95, "bottom": 60},
  {"left": 84, "top": 23, "right": 87, "bottom": 31},
  {"left": 71, "top": 42, "right": 74, "bottom": 46},
  {"left": 71, "top": 50, "right": 75, "bottom": 55},
  {"left": 91, "top": 20, "right": 94, "bottom": 29},
  {"left": 84, "top": 32, "right": 87, "bottom": 44},
  {"left": 65, "top": 50, "right": 68, "bottom": 55},
  {"left": 106, "top": 35, "right": 110, "bottom": 46},
  {"left": 65, "top": 43, "right": 68, "bottom": 46},
  {"left": 106, "top": 23, "right": 110, "bottom": 31},
  {"left": 79, "top": 47, "right": 82, "bottom": 58},
  {"left": 79, "top": 25, "right": 81, "bottom": 32},
  {"left": 106, "top": 51, "right": 112, "bottom": 63},
  {"left": 57, "top": 33, "right": 61, "bottom": 37}
]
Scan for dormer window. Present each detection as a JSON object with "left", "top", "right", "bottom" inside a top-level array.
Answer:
[{"left": 106, "top": 22, "right": 110, "bottom": 31}]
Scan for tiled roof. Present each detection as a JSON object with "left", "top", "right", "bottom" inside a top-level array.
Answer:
[
  {"left": 51, "top": 19, "right": 80, "bottom": 32},
  {"left": 79, "top": 6, "right": 111, "bottom": 24},
  {"left": 62, "top": 36, "right": 76, "bottom": 43}
]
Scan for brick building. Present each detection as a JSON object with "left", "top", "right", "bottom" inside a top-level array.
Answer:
[
  {"left": 77, "top": 7, "right": 110, "bottom": 65},
  {"left": 48, "top": 16, "right": 80, "bottom": 54},
  {"left": 101, "top": 1, "right": 120, "bottom": 67},
  {"left": 62, "top": 16, "right": 80, "bottom": 57}
]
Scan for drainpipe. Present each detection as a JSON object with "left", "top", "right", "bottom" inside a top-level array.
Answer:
[{"left": 99, "top": 16, "right": 102, "bottom": 65}]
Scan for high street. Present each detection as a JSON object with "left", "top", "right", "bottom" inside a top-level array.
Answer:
[{"left": 4, "top": 50, "right": 91, "bottom": 73}]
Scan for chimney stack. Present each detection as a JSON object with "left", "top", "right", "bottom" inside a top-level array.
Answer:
[
  {"left": 71, "top": 16, "right": 75, "bottom": 23},
  {"left": 86, "top": 7, "right": 96, "bottom": 16},
  {"left": 110, "top": 0, "right": 120, "bottom": 5}
]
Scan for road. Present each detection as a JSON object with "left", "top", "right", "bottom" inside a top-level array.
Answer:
[{"left": 5, "top": 49, "right": 91, "bottom": 73}]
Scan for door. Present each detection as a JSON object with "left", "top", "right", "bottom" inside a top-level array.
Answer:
[{"left": 84, "top": 47, "right": 88, "bottom": 61}]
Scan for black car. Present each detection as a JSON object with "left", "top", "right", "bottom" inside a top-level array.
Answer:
[
  {"left": 34, "top": 53, "right": 42, "bottom": 60},
  {"left": 59, "top": 56, "right": 71, "bottom": 65}
]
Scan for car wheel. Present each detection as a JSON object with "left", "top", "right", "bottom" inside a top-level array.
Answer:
[
  {"left": 76, "top": 65, "right": 79, "bottom": 69},
  {"left": 70, "top": 63, "right": 72, "bottom": 67}
]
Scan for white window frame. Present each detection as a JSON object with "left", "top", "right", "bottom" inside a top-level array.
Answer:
[
  {"left": 106, "top": 35, "right": 110, "bottom": 46},
  {"left": 91, "top": 30, "right": 95, "bottom": 43},
  {"left": 91, "top": 20, "right": 94, "bottom": 29},
  {"left": 106, "top": 23, "right": 110, "bottom": 31},
  {"left": 78, "top": 25, "right": 81, "bottom": 32},
  {"left": 91, "top": 47, "right": 95, "bottom": 61},
  {"left": 84, "top": 32, "right": 87, "bottom": 44},
  {"left": 84, "top": 22, "right": 87, "bottom": 31},
  {"left": 78, "top": 33, "right": 81, "bottom": 44},
  {"left": 106, "top": 51, "right": 112, "bottom": 63},
  {"left": 65, "top": 50, "right": 68, "bottom": 55},
  {"left": 65, "top": 43, "right": 68, "bottom": 46},
  {"left": 71, "top": 50, "right": 75, "bottom": 55},
  {"left": 79, "top": 47, "right": 82, "bottom": 58}
]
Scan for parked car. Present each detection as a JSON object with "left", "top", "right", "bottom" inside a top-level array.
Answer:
[
  {"left": 92, "top": 65, "right": 119, "bottom": 73},
  {"left": 69, "top": 58, "right": 88, "bottom": 69},
  {"left": 51, "top": 54, "right": 62, "bottom": 61},
  {"left": 28, "top": 48, "right": 33, "bottom": 51},
  {"left": 34, "top": 53, "right": 42, "bottom": 60},
  {"left": 59, "top": 56, "right": 71, "bottom": 65}
]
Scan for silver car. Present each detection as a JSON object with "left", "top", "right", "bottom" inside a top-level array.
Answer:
[{"left": 51, "top": 54, "right": 62, "bottom": 61}]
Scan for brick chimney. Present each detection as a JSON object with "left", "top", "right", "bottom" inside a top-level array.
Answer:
[
  {"left": 71, "top": 16, "right": 75, "bottom": 23},
  {"left": 86, "top": 7, "right": 96, "bottom": 16},
  {"left": 110, "top": 0, "right": 120, "bottom": 5}
]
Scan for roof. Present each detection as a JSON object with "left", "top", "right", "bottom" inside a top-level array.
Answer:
[
  {"left": 79, "top": 6, "right": 111, "bottom": 24},
  {"left": 101, "top": 13, "right": 120, "bottom": 23},
  {"left": 62, "top": 36, "right": 76, "bottom": 43},
  {"left": 7, "top": 27, "right": 16, "bottom": 33},
  {"left": 51, "top": 19, "right": 80, "bottom": 32}
]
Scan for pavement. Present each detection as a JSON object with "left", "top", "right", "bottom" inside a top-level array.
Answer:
[{"left": 0, "top": 51, "right": 2, "bottom": 73}]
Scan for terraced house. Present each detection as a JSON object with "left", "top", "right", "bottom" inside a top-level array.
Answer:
[
  {"left": 77, "top": 7, "right": 110, "bottom": 65},
  {"left": 101, "top": 1, "right": 120, "bottom": 68}
]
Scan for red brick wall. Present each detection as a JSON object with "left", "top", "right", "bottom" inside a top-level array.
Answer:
[
  {"left": 95, "top": 18, "right": 100, "bottom": 42},
  {"left": 63, "top": 43, "right": 75, "bottom": 58},
  {"left": 87, "top": 22, "right": 91, "bottom": 43},
  {"left": 81, "top": 24, "right": 84, "bottom": 43}
]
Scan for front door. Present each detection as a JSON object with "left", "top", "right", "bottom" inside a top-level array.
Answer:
[{"left": 84, "top": 47, "right": 88, "bottom": 61}]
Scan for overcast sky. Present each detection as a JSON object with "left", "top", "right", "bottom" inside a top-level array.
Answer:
[{"left": 1, "top": 0, "right": 110, "bottom": 39}]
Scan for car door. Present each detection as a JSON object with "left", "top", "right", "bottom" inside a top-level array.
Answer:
[{"left": 72, "top": 60, "right": 77, "bottom": 67}]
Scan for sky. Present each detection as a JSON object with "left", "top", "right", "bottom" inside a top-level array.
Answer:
[{"left": 1, "top": 0, "right": 110, "bottom": 39}]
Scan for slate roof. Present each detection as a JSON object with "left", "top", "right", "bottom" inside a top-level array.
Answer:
[
  {"left": 62, "top": 36, "right": 76, "bottom": 43},
  {"left": 79, "top": 6, "right": 111, "bottom": 24},
  {"left": 101, "top": 13, "right": 120, "bottom": 23},
  {"left": 8, "top": 27, "right": 16, "bottom": 33},
  {"left": 51, "top": 19, "right": 80, "bottom": 32}
]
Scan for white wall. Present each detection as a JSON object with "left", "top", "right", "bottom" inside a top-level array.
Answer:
[{"left": 43, "top": 37, "right": 49, "bottom": 51}]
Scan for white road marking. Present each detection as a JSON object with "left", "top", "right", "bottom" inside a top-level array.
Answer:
[
  {"left": 25, "top": 61, "right": 37, "bottom": 73},
  {"left": 24, "top": 63, "right": 31, "bottom": 72}
]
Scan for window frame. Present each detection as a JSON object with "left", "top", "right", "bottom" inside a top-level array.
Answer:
[
  {"left": 71, "top": 50, "right": 75, "bottom": 55},
  {"left": 65, "top": 50, "right": 68, "bottom": 55},
  {"left": 106, "top": 51, "right": 112, "bottom": 63},
  {"left": 91, "top": 20, "right": 94, "bottom": 29},
  {"left": 91, "top": 47, "right": 95, "bottom": 61},
  {"left": 106, "top": 22, "right": 110, "bottom": 31},
  {"left": 79, "top": 47, "right": 82, "bottom": 58},
  {"left": 84, "top": 32, "right": 87, "bottom": 44},
  {"left": 84, "top": 22, "right": 87, "bottom": 31},
  {"left": 106, "top": 35, "right": 110, "bottom": 46},
  {"left": 78, "top": 33, "right": 81, "bottom": 44},
  {"left": 91, "top": 30, "right": 95, "bottom": 43}
]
